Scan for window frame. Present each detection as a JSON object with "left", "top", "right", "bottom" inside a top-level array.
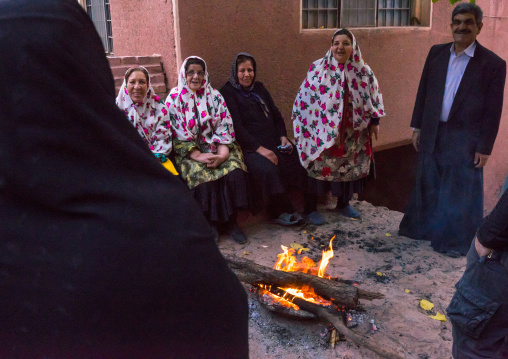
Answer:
[{"left": 301, "top": 0, "right": 428, "bottom": 30}]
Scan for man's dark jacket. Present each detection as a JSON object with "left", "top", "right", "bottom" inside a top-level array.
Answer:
[{"left": 411, "top": 41, "right": 506, "bottom": 157}]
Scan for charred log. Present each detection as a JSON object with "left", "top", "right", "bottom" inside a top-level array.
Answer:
[
  {"left": 264, "top": 286, "right": 406, "bottom": 359},
  {"left": 225, "top": 254, "right": 384, "bottom": 309}
]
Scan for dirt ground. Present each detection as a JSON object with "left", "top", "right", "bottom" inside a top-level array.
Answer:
[{"left": 218, "top": 200, "right": 467, "bottom": 359}]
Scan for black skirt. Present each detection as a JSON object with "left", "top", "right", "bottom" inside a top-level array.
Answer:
[
  {"left": 191, "top": 168, "right": 250, "bottom": 224},
  {"left": 243, "top": 149, "right": 307, "bottom": 214}
]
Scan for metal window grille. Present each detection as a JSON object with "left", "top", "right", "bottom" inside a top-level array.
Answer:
[
  {"left": 378, "top": 0, "right": 410, "bottom": 26},
  {"left": 302, "top": 0, "right": 410, "bottom": 28},
  {"left": 86, "top": 0, "right": 114, "bottom": 53}
]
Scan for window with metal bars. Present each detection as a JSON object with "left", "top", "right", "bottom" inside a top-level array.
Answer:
[
  {"left": 302, "top": 0, "right": 418, "bottom": 29},
  {"left": 86, "top": 0, "right": 113, "bottom": 54}
]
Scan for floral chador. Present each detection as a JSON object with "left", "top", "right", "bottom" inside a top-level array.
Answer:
[
  {"left": 116, "top": 69, "right": 172, "bottom": 157},
  {"left": 292, "top": 30, "right": 385, "bottom": 182},
  {"left": 166, "top": 56, "right": 246, "bottom": 190}
]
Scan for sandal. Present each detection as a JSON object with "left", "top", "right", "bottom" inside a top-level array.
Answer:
[
  {"left": 273, "top": 212, "right": 299, "bottom": 226},
  {"left": 292, "top": 212, "right": 305, "bottom": 225}
]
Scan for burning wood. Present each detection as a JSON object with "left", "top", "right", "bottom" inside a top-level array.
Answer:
[
  {"left": 225, "top": 237, "right": 384, "bottom": 309},
  {"left": 225, "top": 236, "right": 406, "bottom": 359}
]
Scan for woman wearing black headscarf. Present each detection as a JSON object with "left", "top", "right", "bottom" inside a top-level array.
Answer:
[
  {"left": 0, "top": 0, "right": 248, "bottom": 357},
  {"left": 220, "top": 53, "right": 322, "bottom": 225}
]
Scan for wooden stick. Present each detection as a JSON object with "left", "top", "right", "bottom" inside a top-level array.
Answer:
[
  {"left": 225, "top": 254, "right": 384, "bottom": 309},
  {"left": 265, "top": 287, "right": 406, "bottom": 359}
]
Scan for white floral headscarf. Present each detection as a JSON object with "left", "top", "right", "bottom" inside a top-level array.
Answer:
[
  {"left": 116, "top": 66, "right": 172, "bottom": 155},
  {"left": 166, "top": 56, "right": 235, "bottom": 145},
  {"left": 292, "top": 29, "right": 385, "bottom": 168}
]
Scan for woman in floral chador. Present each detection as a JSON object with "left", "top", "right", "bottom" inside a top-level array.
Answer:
[
  {"left": 166, "top": 56, "right": 249, "bottom": 244},
  {"left": 116, "top": 66, "right": 177, "bottom": 174},
  {"left": 292, "top": 29, "right": 385, "bottom": 219}
]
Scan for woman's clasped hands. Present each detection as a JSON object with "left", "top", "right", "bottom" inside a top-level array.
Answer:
[{"left": 190, "top": 144, "right": 230, "bottom": 168}]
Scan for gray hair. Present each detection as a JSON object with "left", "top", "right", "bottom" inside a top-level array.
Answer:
[{"left": 452, "top": 2, "right": 483, "bottom": 24}]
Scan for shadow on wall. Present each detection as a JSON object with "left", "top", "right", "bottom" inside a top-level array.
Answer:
[{"left": 359, "top": 144, "right": 418, "bottom": 213}]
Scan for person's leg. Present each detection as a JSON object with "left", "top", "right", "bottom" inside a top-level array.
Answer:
[{"left": 452, "top": 306, "right": 508, "bottom": 358}]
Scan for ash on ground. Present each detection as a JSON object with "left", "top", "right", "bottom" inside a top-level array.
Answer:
[{"left": 221, "top": 201, "right": 462, "bottom": 359}]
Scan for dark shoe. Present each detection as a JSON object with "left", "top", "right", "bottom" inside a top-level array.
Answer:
[
  {"left": 211, "top": 225, "right": 219, "bottom": 244},
  {"left": 228, "top": 223, "right": 248, "bottom": 244},
  {"left": 335, "top": 205, "right": 361, "bottom": 219},
  {"left": 305, "top": 211, "right": 325, "bottom": 226}
]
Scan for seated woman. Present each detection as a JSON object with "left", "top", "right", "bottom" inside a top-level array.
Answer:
[
  {"left": 292, "top": 29, "right": 385, "bottom": 219},
  {"left": 220, "top": 53, "right": 323, "bottom": 225},
  {"left": 116, "top": 66, "right": 177, "bottom": 174},
  {"left": 166, "top": 56, "right": 249, "bottom": 244}
]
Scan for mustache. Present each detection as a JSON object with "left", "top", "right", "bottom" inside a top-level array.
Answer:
[{"left": 455, "top": 30, "right": 471, "bottom": 34}]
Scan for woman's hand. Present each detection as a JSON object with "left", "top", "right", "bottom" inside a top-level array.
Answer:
[
  {"left": 279, "top": 136, "right": 293, "bottom": 154},
  {"left": 206, "top": 144, "right": 230, "bottom": 168},
  {"left": 369, "top": 125, "right": 380, "bottom": 140},
  {"left": 190, "top": 149, "right": 215, "bottom": 164},
  {"left": 257, "top": 146, "right": 278, "bottom": 165}
]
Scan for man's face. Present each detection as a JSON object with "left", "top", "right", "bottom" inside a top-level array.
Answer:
[{"left": 451, "top": 13, "right": 483, "bottom": 49}]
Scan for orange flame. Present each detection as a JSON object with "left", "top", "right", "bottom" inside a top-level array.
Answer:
[
  {"left": 263, "top": 236, "right": 336, "bottom": 310},
  {"left": 318, "top": 236, "right": 335, "bottom": 278}
]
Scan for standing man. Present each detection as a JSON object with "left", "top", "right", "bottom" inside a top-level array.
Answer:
[
  {"left": 399, "top": 3, "right": 506, "bottom": 257},
  {"left": 447, "top": 189, "right": 508, "bottom": 358}
]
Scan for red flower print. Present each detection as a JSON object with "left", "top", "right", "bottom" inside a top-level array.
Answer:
[
  {"left": 310, "top": 85, "right": 316, "bottom": 92},
  {"left": 171, "top": 93, "right": 178, "bottom": 99},
  {"left": 321, "top": 167, "right": 331, "bottom": 177},
  {"left": 154, "top": 95, "right": 161, "bottom": 102},
  {"left": 161, "top": 108, "right": 167, "bottom": 115},
  {"left": 303, "top": 131, "right": 310, "bottom": 139},
  {"left": 188, "top": 119, "right": 195, "bottom": 128},
  {"left": 347, "top": 63, "right": 353, "bottom": 71},
  {"left": 295, "top": 125, "right": 300, "bottom": 133},
  {"left": 329, "top": 144, "right": 345, "bottom": 158},
  {"left": 319, "top": 85, "right": 327, "bottom": 95},
  {"left": 352, "top": 79, "right": 359, "bottom": 90},
  {"left": 330, "top": 121, "right": 335, "bottom": 127},
  {"left": 339, "top": 64, "right": 345, "bottom": 71},
  {"left": 302, "top": 118, "right": 307, "bottom": 125},
  {"left": 321, "top": 103, "right": 326, "bottom": 111},
  {"left": 300, "top": 101, "right": 308, "bottom": 110},
  {"left": 201, "top": 111, "right": 207, "bottom": 118},
  {"left": 301, "top": 152, "right": 307, "bottom": 161},
  {"left": 304, "top": 81, "right": 310, "bottom": 88},
  {"left": 181, "top": 88, "right": 188, "bottom": 95},
  {"left": 354, "top": 55, "right": 359, "bottom": 62},
  {"left": 220, "top": 111, "right": 227, "bottom": 119},
  {"left": 331, "top": 65, "right": 336, "bottom": 71},
  {"left": 360, "top": 82, "right": 367, "bottom": 88},
  {"left": 321, "top": 116, "right": 328, "bottom": 125},
  {"left": 196, "top": 88, "right": 204, "bottom": 96}
]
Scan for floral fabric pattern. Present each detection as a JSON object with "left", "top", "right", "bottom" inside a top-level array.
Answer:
[
  {"left": 166, "top": 56, "right": 235, "bottom": 146},
  {"left": 306, "top": 87, "right": 373, "bottom": 182},
  {"left": 173, "top": 140, "right": 246, "bottom": 190},
  {"left": 116, "top": 69, "right": 172, "bottom": 155},
  {"left": 166, "top": 56, "right": 246, "bottom": 189},
  {"left": 292, "top": 30, "right": 385, "bottom": 169}
]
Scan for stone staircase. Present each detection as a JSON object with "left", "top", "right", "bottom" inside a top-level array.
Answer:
[{"left": 107, "top": 55, "right": 168, "bottom": 98}]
